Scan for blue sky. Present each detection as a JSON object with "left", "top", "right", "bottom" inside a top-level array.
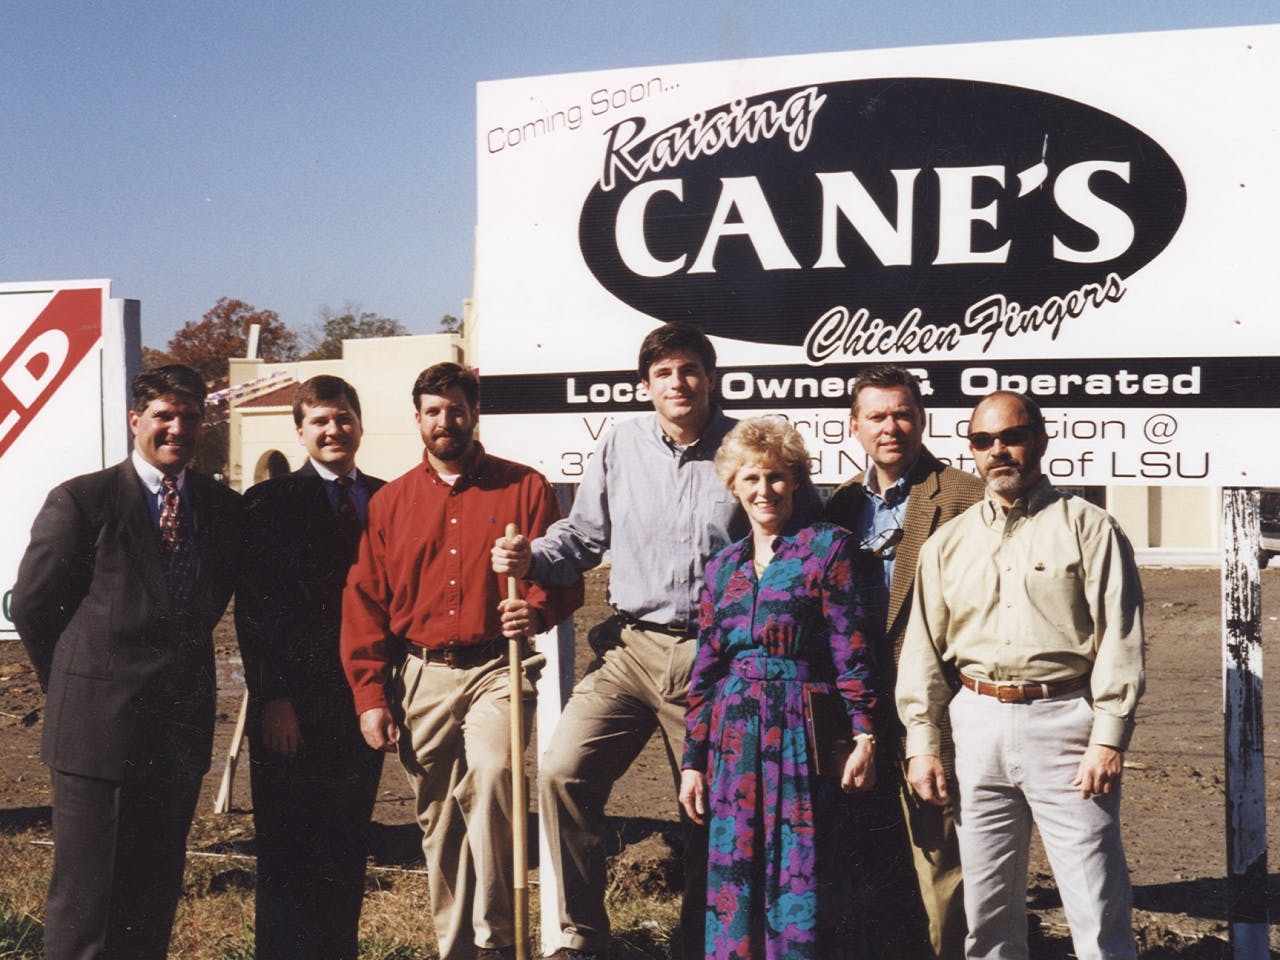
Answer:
[{"left": 2, "top": 0, "right": 1275, "bottom": 349}]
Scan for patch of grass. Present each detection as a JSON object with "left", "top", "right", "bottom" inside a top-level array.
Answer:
[
  {"left": 605, "top": 889, "right": 680, "bottom": 960},
  {"left": 0, "top": 901, "right": 43, "bottom": 959},
  {"left": 357, "top": 869, "right": 438, "bottom": 953},
  {"left": 0, "top": 828, "right": 50, "bottom": 959},
  {"left": 357, "top": 936, "right": 436, "bottom": 960},
  {"left": 170, "top": 856, "right": 259, "bottom": 959},
  {"left": 0, "top": 832, "right": 51, "bottom": 917},
  {"left": 210, "top": 925, "right": 256, "bottom": 960},
  {"left": 0, "top": 824, "right": 685, "bottom": 960}
]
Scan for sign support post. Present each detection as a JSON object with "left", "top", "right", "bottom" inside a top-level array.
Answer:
[
  {"left": 536, "top": 483, "right": 577, "bottom": 956},
  {"left": 1220, "top": 488, "right": 1269, "bottom": 958}
]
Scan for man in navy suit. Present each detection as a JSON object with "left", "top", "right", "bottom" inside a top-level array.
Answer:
[
  {"left": 236, "top": 375, "right": 386, "bottom": 960},
  {"left": 13, "top": 364, "right": 244, "bottom": 960}
]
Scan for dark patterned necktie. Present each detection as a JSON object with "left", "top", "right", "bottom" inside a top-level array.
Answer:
[
  {"left": 335, "top": 476, "right": 362, "bottom": 550},
  {"left": 160, "top": 476, "right": 195, "bottom": 603},
  {"left": 160, "top": 476, "right": 186, "bottom": 552}
]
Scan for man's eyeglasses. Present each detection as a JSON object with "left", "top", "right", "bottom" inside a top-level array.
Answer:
[
  {"left": 967, "top": 426, "right": 1035, "bottom": 451},
  {"left": 860, "top": 527, "right": 904, "bottom": 559}
]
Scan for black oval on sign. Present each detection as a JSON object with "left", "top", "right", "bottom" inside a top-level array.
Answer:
[{"left": 578, "top": 78, "right": 1186, "bottom": 350}]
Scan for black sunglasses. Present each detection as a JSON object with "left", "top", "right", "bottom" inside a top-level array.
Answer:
[
  {"left": 967, "top": 426, "right": 1035, "bottom": 451},
  {"left": 860, "top": 527, "right": 904, "bottom": 559}
]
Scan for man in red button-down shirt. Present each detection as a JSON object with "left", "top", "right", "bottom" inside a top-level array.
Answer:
[{"left": 342, "top": 362, "right": 582, "bottom": 960}]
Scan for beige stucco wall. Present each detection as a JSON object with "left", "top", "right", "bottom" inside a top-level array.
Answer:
[
  {"left": 1107, "top": 484, "right": 1220, "bottom": 561},
  {"left": 228, "top": 333, "right": 462, "bottom": 492}
]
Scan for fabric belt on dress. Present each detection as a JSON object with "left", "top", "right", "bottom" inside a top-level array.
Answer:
[
  {"left": 405, "top": 637, "right": 529, "bottom": 669},
  {"left": 614, "top": 609, "right": 697, "bottom": 640},
  {"left": 959, "top": 672, "right": 1089, "bottom": 703},
  {"left": 730, "top": 654, "right": 817, "bottom": 682}
]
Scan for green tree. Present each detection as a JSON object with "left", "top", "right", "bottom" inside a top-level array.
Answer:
[
  {"left": 439, "top": 313, "right": 462, "bottom": 335},
  {"left": 167, "top": 297, "right": 299, "bottom": 383},
  {"left": 300, "top": 303, "right": 408, "bottom": 360}
]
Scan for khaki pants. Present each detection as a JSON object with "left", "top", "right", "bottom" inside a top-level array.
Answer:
[
  {"left": 395, "top": 647, "right": 542, "bottom": 960},
  {"left": 538, "top": 624, "right": 700, "bottom": 955},
  {"left": 900, "top": 772, "right": 967, "bottom": 960}
]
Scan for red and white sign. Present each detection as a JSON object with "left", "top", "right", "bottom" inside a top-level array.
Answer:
[{"left": 1, "top": 280, "right": 136, "bottom": 638}]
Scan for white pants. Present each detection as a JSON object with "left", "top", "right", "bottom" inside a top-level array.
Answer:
[{"left": 949, "top": 686, "right": 1135, "bottom": 960}]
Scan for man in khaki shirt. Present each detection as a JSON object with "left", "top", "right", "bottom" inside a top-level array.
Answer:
[{"left": 896, "top": 391, "right": 1144, "bottom": 960}]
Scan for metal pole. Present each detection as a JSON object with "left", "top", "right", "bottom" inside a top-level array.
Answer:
[{"left": 1220, "top": 487, "right": 1269, "bottom": 957}]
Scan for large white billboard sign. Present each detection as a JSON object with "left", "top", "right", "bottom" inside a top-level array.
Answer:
[
  {"left": 1, "top": 280, "right": 136, "bottom": 638},
  {"left": 476, "top": 25, "right": 1280, "bottom": 486}
]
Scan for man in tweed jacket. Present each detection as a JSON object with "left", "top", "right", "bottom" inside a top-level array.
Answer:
[{"left": 825, "top": 366, "right": 983, "bottom": 960}]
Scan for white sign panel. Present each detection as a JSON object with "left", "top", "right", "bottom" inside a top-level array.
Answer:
[
  {"left": 476, "top": 24, "right": 1280, "bottom": 486},
  {"left": 0, "top": 280, "right": 136, "bottom": 638}
]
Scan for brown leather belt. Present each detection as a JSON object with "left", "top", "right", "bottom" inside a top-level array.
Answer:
[
  {"left": 406, "top": 637, "right": 527, "bottom": 669},
  {"left": 959, "top": 672, "right": 1089, "bottom": 703}
]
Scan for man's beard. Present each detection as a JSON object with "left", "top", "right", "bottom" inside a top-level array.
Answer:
[
  {"left": 982, "top": 453, "right": 1040, "bottom": 498},
  {"left": 427, "top": 429, "right": 472, "bottom": 462}
]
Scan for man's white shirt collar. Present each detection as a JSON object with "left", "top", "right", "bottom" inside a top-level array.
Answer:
[
  {"left": 131, "top": 448, "right": 186, "bottom": 494},
  {"left": 310, "top": 459, "right": 357, "bottom": 483}
]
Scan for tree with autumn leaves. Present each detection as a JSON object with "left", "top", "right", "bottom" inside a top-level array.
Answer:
[
  {"left": 148, "top": 298, "right": 419, "bottom": 377},
  {"left": 162, "top": 297, "right": 300, "bottom": 382},
  {"left": 144, "top": 298, "right": 413, "bottom": 473}
]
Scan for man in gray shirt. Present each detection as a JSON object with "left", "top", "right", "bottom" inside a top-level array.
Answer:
[{"left": 492, "top": 322, "right": 741, "bottom": 960}]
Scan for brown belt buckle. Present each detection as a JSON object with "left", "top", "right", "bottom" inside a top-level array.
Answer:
[
  {"left": 442, "top": 648, "right": 462, "bottom": 668},
  {"left": 996, "top": 684, "right": 1026, "bottom": 704}
]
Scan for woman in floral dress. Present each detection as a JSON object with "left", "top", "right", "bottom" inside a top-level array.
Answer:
[{"left": 679, "top": 417, "right": 877, "bottom": 960}]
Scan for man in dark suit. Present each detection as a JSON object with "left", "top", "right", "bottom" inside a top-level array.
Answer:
[
  {"left": 825, "top": 366, "right": 984, "bottom": 960},
  {"left": 235, "top": 375, "right": 385, "bottom": 960},
  {"left": 12, "top": 363, "right": 244, "bottom": 960}
]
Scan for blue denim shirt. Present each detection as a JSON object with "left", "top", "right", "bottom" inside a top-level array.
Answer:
[{"left": 856, "top": 462, "right": 912, "bottom": 624}]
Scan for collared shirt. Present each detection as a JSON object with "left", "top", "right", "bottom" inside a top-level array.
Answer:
[
  {"left": 897, "top": 477, "right": 1145, "bottom": 753},
  {"left": 529, "top": 411, "right": 744, "bottom": 625},
  {"left": 341, "top": 444, "right": 583, "bottom": 714},
  {"left": 131, "top": 448, "right": 191, "bottom": 529},
  {"left": 855, "top": 460, "right": 914, "bottom": 611},
  {"left": 310, "top": 458, "right": 371, "bottom": 525}
]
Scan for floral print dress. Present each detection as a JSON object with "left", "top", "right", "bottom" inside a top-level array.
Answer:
[{"left": 682, "top": 521, "right": 875, "bottom": 960}]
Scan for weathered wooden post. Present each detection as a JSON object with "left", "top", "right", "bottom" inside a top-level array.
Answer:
[
  {"left": 214, "top": 689, "right": 250, "bottom": 813},
  {"left": 1220, "top": 488, "right": 1269, "bottom": 958}
]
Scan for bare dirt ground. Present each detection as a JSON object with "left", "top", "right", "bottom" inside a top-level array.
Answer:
[{"left": 2, "top": 566, "right": 1279, "bottom": 955}]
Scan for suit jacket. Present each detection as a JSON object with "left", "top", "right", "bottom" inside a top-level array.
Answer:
[
  {"left": 826, "top": 448, "right": 984, "bottom": 762},
  {"left": 13, "top": 459, "right": 244, "bottom": 782},
  {"left": 236, "top": 462, "right": 385, "bottom": 731},
  {"left": 828, "top": 449, "right": 985, "bottom": 659}
]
